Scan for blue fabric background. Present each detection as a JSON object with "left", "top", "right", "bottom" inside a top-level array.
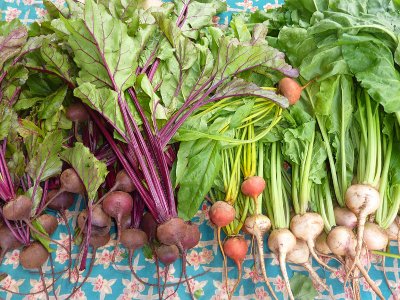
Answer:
[{"left": 0, "top": 1, "right": 398, "bottom": 299}]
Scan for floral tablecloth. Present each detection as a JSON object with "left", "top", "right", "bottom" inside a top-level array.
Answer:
[{"left": 0, "top": 1, "right": 399, "bottom": 299}]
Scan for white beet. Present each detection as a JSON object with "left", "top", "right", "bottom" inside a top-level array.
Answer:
[
  {"left": 268, "top": 229, "right": 296, "bottom": 300},
  {"left": 334, "top": 207, "right": 358, "bottom": 229},
  {"left": 287, "top": 239, "right": 331, "bottom": 294},
  {"left": 345, "top": 184, "right": 380, "bottom": 277},
  {"left": 386, "top": 216, "right": 400, "bottom": 240},
  {"left": 244, "top": 214, "right": 277, "bottom": 300},
  {"left": 363, "top": 222, "right": 388, "bottom": 250},
  {"left": 290, "top": 213, "right": 335, "bottom": 272},
  {"left": 327, "top": 226, "right": 384, "bottom": 300},
  {"left": 315, "top": 232, "right": 332, "bottom": 255},
  {"left": 287, "top": 239, "right": 309, "bottom": 265},
  {"left": 345, "top": 184, "right": 380, "bottom": 216}
]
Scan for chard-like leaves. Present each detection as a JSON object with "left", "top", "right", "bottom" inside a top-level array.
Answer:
[
  {"left": 60, "top": 142, "right": 108, "bottom": 201},
  {"left": 0, "top": 105, "right": 17, "bottom": 140},
  {"left": 40, "top": 41, "right": 76, "bottom": 87},
  {"left": 62, "top": 0, "right": 139, "bottom": 92},
  {"left": 177, "top": 139, "right": 222, "bottom": 220},
  {"left": 342, "top": 38, "right": 400, "bottom": 113},
  {"left": 0, "top": 20, "right": 28, "bottom": 70},
  {"left": 26, "top": 131, "right": 63, "bottom": 183},
  {"left": 213, "top": 78, "right": 289, "bottom": 108},
  {"left": 74, "top": 82, "right": 126, "bottom": 136}
]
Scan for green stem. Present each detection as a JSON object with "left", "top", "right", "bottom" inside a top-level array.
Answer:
[
  {"left": 292, "top": 164, "right": 300, "bottom": 215},
  {"left": 299, "top": 130, "right": 315, "bottom": 214},
  {"left": 305, "top": 89, "right": 343, "bottom": 206},
  {"left": 377, "top": 134, "right": 392, "bottom": 226},
  {"left": 372, "top": 250, "right": 400, "bottom": 259}
]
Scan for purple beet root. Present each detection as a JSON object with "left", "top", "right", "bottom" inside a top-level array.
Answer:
[
  {"left": 37, "top": 214, "right": 58, "bottom": 236},
  {"left": 182, "top": 223, "right": 200, "bottom": 250},
  {"left": 140, "top": 212, "right": 158, "bottom": 241},
  {"left": 156, "top": 218, "right": 187, "bottom": 249},
  {"left": 102, "top": 191, "right": 133, "bottom": 260},
  {"left": 0, "top": 226, "right": 23, "bottom": 262},
  {"left": 3, "top": 195, "right": 32, "bottom": 221},
  {"left": 46, "top": 190, "right": 75, "bottom": 211},
  {"left": 156, "top": 244, "right": 180, "bottom": 266},
  {"left": 19, "top": 242, "right": 49, "bottom": 270}
]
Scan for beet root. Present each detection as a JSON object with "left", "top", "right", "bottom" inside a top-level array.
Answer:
[
  {"left": 209, "top": 201, "right": 236, "bottom": 228},
  {"left": 77, "top": 206, "right": 111, "bottom": 236},
  {"left": 140, "top": 212, "right": 157, "bottom": 241},
  {"left": 121, "top": 229, "right": 148, "bottom": 251},
  {"left": 241, "top": 176, "right": 266, "bottom": 200},
  {"left": 3, "top": 195, "right": 32, "bottom": 221},
  {"left": 156, "top": 244, "right": 180, "bottom": 265},
  {"left": 37, "top": 214, "right": 58, "bottom": 236},
  {"left": 156, "top": 218, "right": 187, "bottom": 249},
  {"left": 60, "top": 168, "right": 85, "bottom": 194},
  {"left": 46, "top": 190, "right": 74, "bottom": 212},
  {"left": 114, "top": 170, "right": 135, "bottom": 193},
  {"left": 182, "top": 223, "right": 200, "bottom": 250},
  {"left": 0, "top": 226, "right": 23, "bottom": 262},
  {"left": 66, "top": 102, "right": 89, "bottom": 122},
  {"left": 102, "top": 191, "right": 134, "bottom": 220},
  {"left": 19, "top": 242, "right": 49, "bottom": 270},
  {"left": 223, "top": 236, "right": 248, "bottom": 298},
  {"left": 278, "top": 77, "right": 304, "bottom": 105}
]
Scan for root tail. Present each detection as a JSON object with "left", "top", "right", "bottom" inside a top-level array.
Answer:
[{"left": 279, "top": 253, "right": 294, "bottom": 300}]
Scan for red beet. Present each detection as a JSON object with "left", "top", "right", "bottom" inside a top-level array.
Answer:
[
  {"left": 241, "top": 176, "right": 266, "bottom": 200},
  {"left": 3, "top": 195, "right": 32, "bottom": 221}
]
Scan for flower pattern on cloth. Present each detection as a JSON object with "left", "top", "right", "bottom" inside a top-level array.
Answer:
[{"left": 0, "top": 1, "right": 398, "bottom": 299}]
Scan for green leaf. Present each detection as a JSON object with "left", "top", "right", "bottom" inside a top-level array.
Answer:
[
  {"left": 214, "top": 78, "right": 289, "bottom": 108},
  {"left": 342, "top": 39, "right": 400, "bottom": 113},
  {"left": 177, "top": 139, "right": 222, "bottom": 220},
  {"left": 17, "top": 119, "right": 45, "bottom": 139},
  {"left": 26, "top": 131, "right": 63, "bottom": 183},
  {"left": 40, "top": 41, "right": 76, "bottom": 86},
  {"left": 74, "top": 82, "right": 126, "bottom": 136},
  {"left": 142, "top": 244, "right": 154, "bottom": 259},
  {"left": 60, "top": 142, "right": 108, "bottom": 201},
  {"left": 61, "top": 0, "right": 139, "bottom": 91},
  {"left": 137, "top": 74, "right": 168, "bottom": 120},
  {"left": 31, "top": 218, "right": 54, "bottom": 253},
  {"left": 290, "top": 273, "right": 318, "bottom": 300},
  {"left": 0, "top": 105, "right": 17, "bottom": 140},
  {"left": 38, "top": 86, "right": 68, "bottom": 120},
  {"left": 27, "top": 186, "right": 43, "bottom": 218},
  {"left": 0, "top": 21, "right": 27, "bottom": 70}
]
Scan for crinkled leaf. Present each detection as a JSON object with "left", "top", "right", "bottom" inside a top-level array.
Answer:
[
  {"left": 177, "top": 139, "right": 222, "bottom": 220},
  {"left": 26, "top": 131, "right": 63, "bottom": 183},
  {"left": 342, "top": 39, "right": 400, "bottom": 113},
  {"left": 309, "top": 133, "right": 328, "bottom": 184},
  {"left": 74, "top": 82, "right": 126, "bottom": 136},
  {"left": 214, "top": 78, "right": 289, "bottom": 108},
  {"left": 62, "top": 0, "right": 139, "bottom": 91},
  {"left": 38, "top": 86, "right": 68, "bottom": 120},
  {"left": 40, "top": 41, "right": 76, "bottom": 86},
  {"left": 0, "top": 21, "right": 27, "bottom": 70},
  {"left": 60, "top": 142, "right": 108, "bottom": 201},
  {"left": 0, "top": 105, "right": 17, "bottom": 140},
  {"left": 17, "top": 119, "right": 44, "bottom": 139},
  {"left": 215, "top": 35, "right": 299, "bottom": 80}
]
